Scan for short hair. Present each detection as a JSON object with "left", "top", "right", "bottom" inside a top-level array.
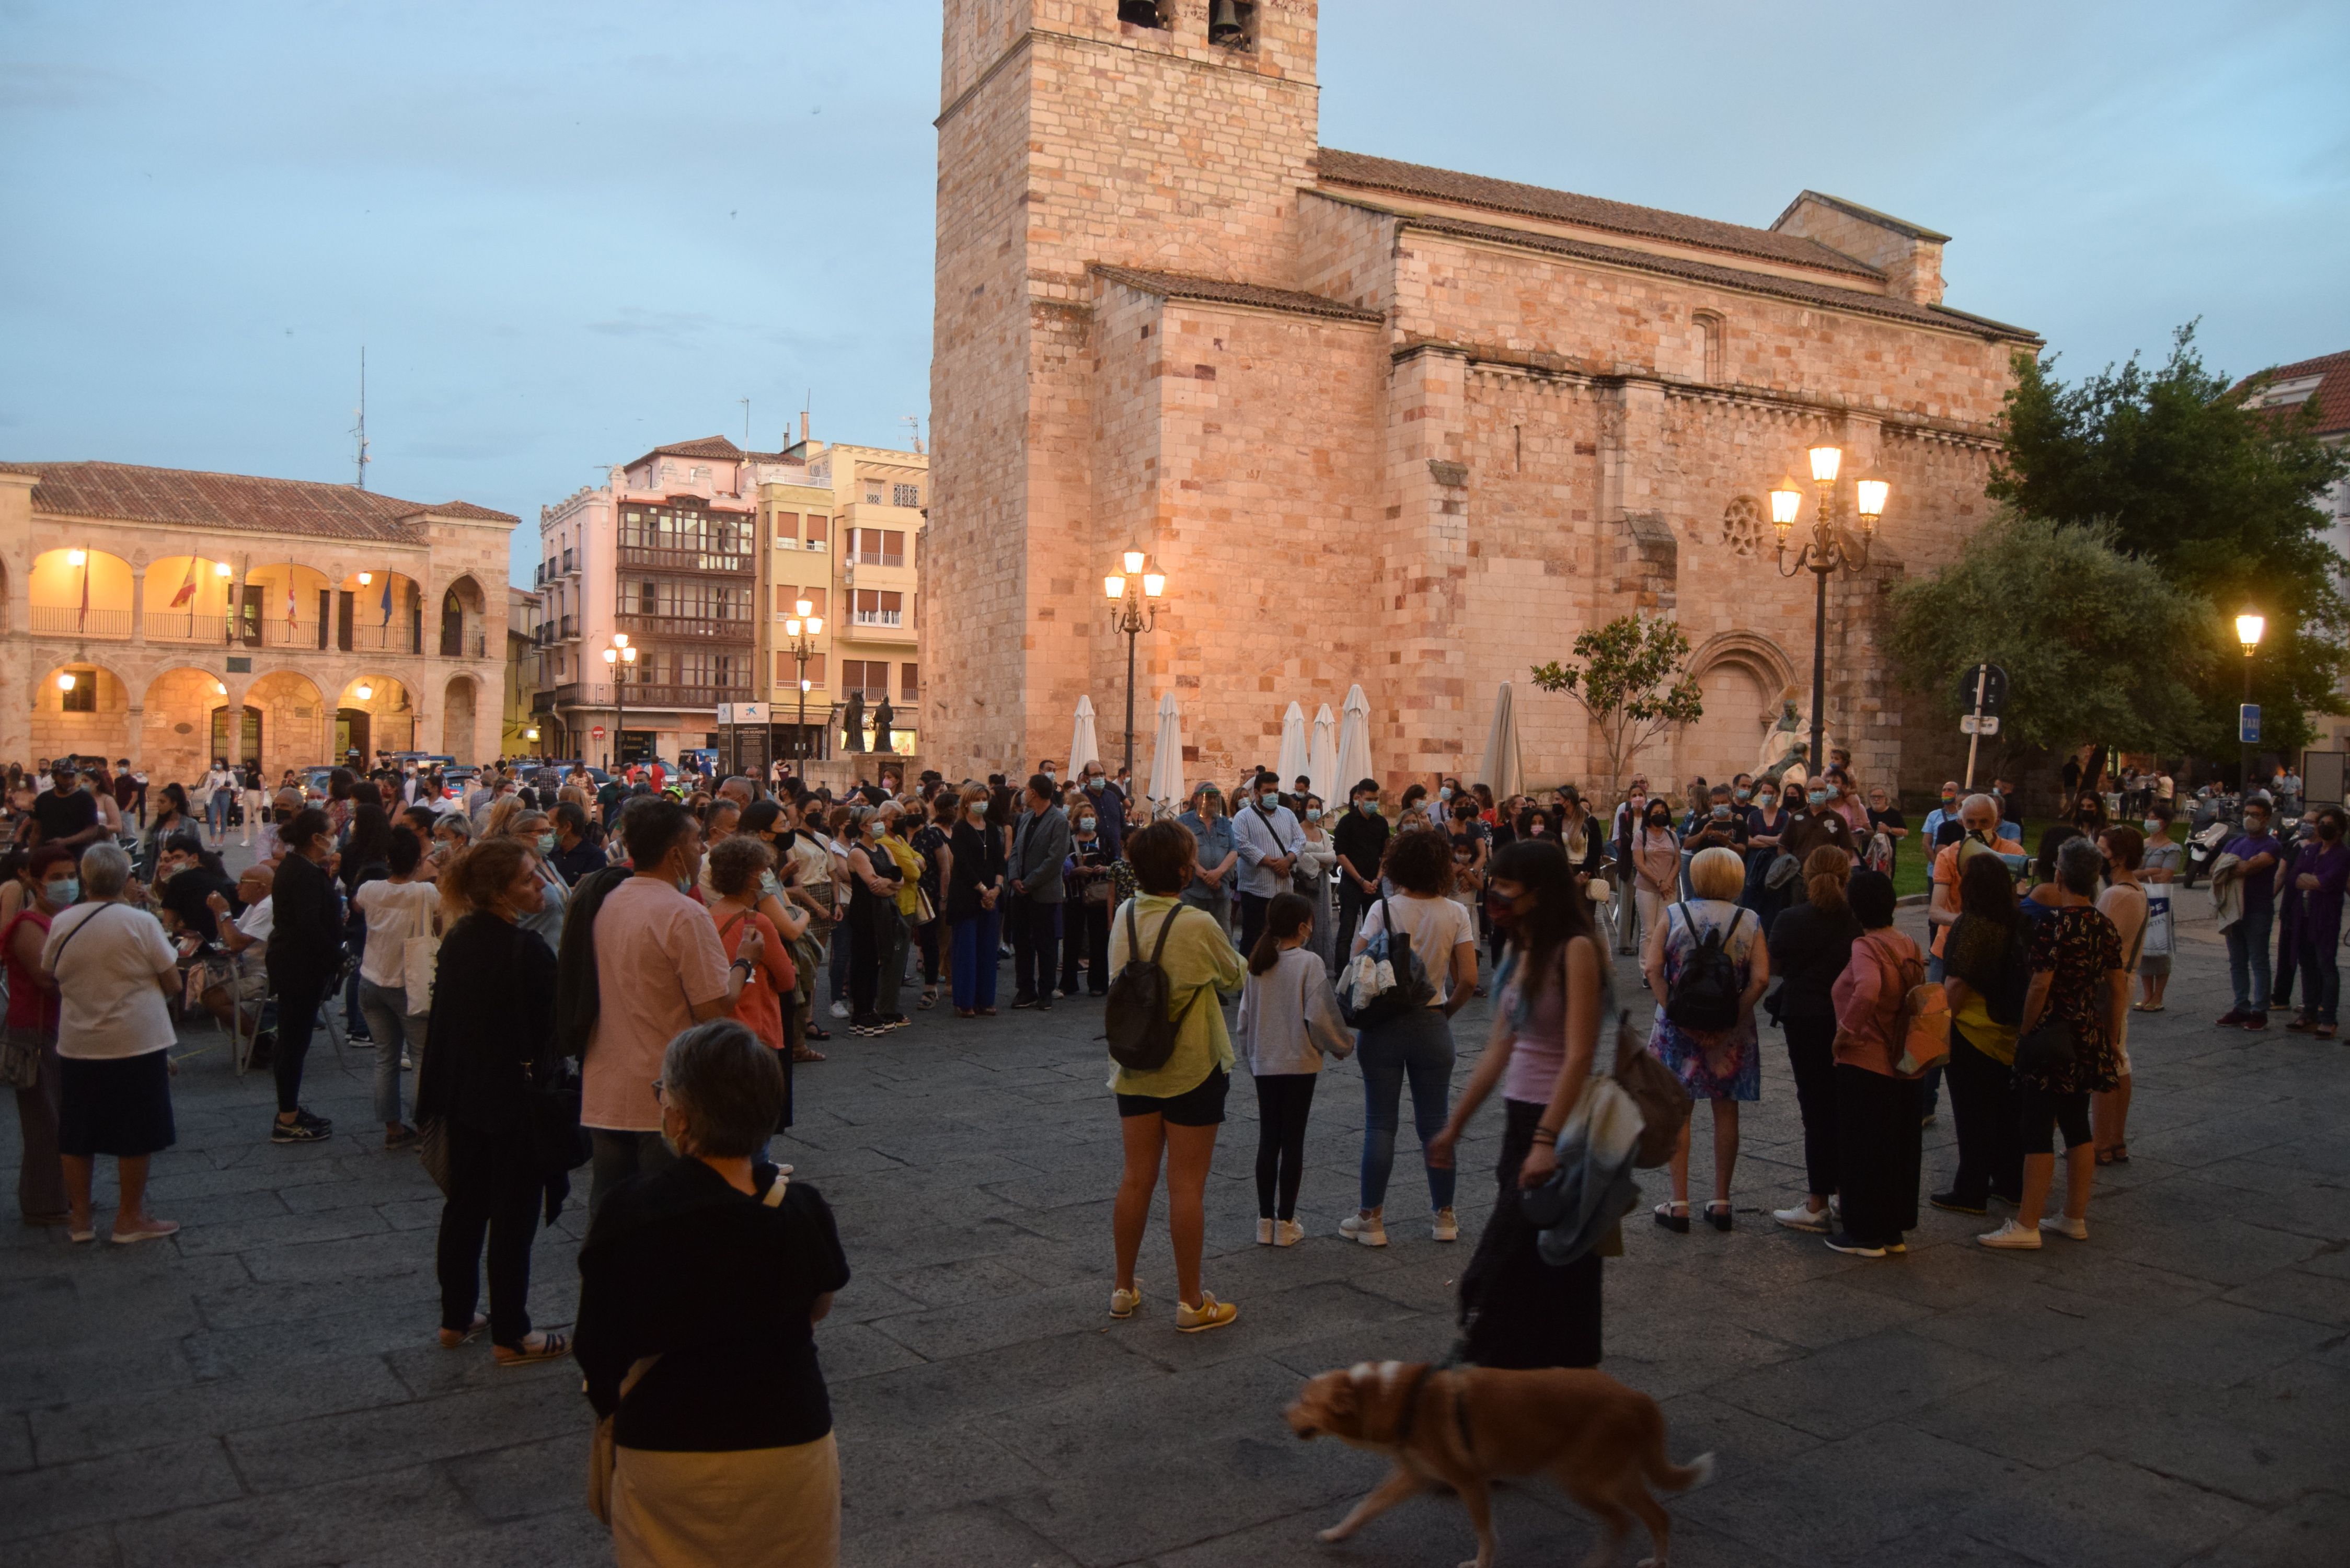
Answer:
[
  {"left": 2056, "top": 836, "right": 2105, "bottom": 897},
  {"left": 661, "top": 1020, "right": 786, "bottom": 1158},
  {"left": 1352, "top": 778, "right": 1378, "bottom": 798},
  {"left": 2100, "top": 825, "right": 2145, "bottom": 872},
  {"left": 619, "top": 797, "right": 695, "bottom": 869},
  {"left": 27, "top": 844, "right": 76, "bottom": 881},
  {"left": 1381, "top": 827, "right": 1455, "bottom": 897},
  {"left": 79, "top": 840, "right": 132, "bottom": 898},
  {"left": 707, "top": 833, "right": 772, "bottom": 897},
  {"left": 284, "top": 808, "right": 332, "bottom": 852},
  {"left": 1125, "top": 820, "right": 1196, "bottom": 895},
  {"left": 1026, "top": 773, "right": 1054, "bottom": 800},
  {"left": 1848, "top": 868, "right": 1897, "bottom": 930},
  {"left": 1689, "top": 845, "right": 1745, "bottom": 900},
  {"left": 2145, "top": 800, "right": 2173, "bottom": 823},
  {"left": 553, "top": 801, "right": 588, "bottom": 837},
  {"left": 386, "top": 825, "right": 425, "bottom": 877},
  {"left": 162, "top": 828, "right": 206, "bottom": 859}
]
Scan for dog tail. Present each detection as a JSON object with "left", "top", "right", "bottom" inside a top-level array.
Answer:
[{"left": 1650, "top": 1449, "right": 1715, "bottom": 1492}]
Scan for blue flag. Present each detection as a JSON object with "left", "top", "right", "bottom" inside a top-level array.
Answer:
[{"left": 379, "top": 575, "right": 393, "bottom": 626}]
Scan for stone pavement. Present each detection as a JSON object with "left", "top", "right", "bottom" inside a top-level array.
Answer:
[{"left": 3, "top": 908, "right": 2345, "bottom": 1567}]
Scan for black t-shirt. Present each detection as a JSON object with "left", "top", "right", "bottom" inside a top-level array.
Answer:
[
  {"left": 549, "top": 839, "right": 607, "bottom": 886},
  {"left": 1684, "top": 810, "right": 1748, "bottom": 855},
  {"left": 1868, "top": 806, "right": 1909, "bottom": 870},
  {"left": 575, "top": 1160, "right": 849, "bottom": 1452},
  {"left": 32, "top": 788, "right": 97, "bottom": 845},
  {"left": 160, "top": 865, "right": 239, "bottom": 944}
]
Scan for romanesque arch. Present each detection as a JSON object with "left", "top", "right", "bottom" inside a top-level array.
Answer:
[
  {"left": 29, "top": 548, "right": 134, "bottom": 639},
  {"left": 441, "top": 673, "right": 479, "bottom": 760},
  {"left": 142, "top": 554, "right": 236, "bottom": 646},
  {"left": 34, "top": 658, "right": 133, "bottom": 764},
  {"left": 142, "top": 665, "right": 241, "bottom": 780},
  {"left": 246, "top": 671, "right": 327, "bottom": 779},
  {"left": 1676, "top": 630, "right": 1798, "bottom": 788},
  {"left": 334, "top": 674, "right": 415, "bottom": 764},
  {"left": 440, "top": 574, "right": 488, "bottom": 659}
]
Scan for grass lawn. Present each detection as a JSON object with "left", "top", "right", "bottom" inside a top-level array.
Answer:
[{"left": 1889, "top": 817, "right": 2050, "bottom": 902}]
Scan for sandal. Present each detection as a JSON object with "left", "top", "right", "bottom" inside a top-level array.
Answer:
[
  {"left": 1704, "top": 1201, "right": 1734, "bottom": 1232},
  {"left": 917, "top": 988, "right": 938, "bottom": 1010},
  {"left": 2110, "top": 1144, "right": 2129, "bottom": 1165},
  {"left": 493, "top": 1330, "right": 570, "bottom": 1367},
  {"left": 438, "top": 1312, "right": 489, "bottom": 1349},
  {"left": 1654, "top": 1201, "right": 1690, "bottom": 1235},
  {"left": 791, "top": 1047, "right": 827, "bottom": 1063},
  {"left": 2094, "top": 1147, "right": 2117, "bottom": 1167}
]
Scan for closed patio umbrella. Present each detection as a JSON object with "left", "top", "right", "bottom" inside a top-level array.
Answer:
[
  {"left": 1275, "top": 701, "right": 1310, "bottom": 791},
  {"left": 1480, "top": 682, "right": 1523, "bottom": 802},
  {"left": 1068, "top": 695, "right": 1102, "bottom": 776},
  {"left": 1335, "top": 684, "right": 1374, "bottom": 797},
  {"left": 1145, "top": 691, "right": 1186, "bottom": 818},
  {"left": 1308, "top": 703, "right": 1338, "bottom": 803}
]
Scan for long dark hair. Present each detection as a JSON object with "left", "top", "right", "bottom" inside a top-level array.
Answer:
[
  {"left": 1488, "top": 837, "right": 1607, "bottom": 1008},
  {"left": 1247, "top": 891, "right": 1316, "bottom": 976},
  {"left": 1957, "top": 850, "right": 2020, "bottom": 927},
  {"left": 344, "top": 805, "right": 392, "bottom": 875},
  {"left": 2032, "top": 824, "right": 2083, "bottom": 887}
]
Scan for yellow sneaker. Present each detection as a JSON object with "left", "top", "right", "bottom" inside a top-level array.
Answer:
[
  {"left": 1109, "top": 1282, "right": 1143, "bottom": 1319},
  {"left": 1175, "top": 1291, "right": 1238, "bottom": 1334}
]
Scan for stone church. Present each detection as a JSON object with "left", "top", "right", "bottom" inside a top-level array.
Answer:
[{"left": 925, "top": 0, "right": 2039, "bottom": 796}]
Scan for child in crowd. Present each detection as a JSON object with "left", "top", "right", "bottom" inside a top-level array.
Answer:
[{"left": 1234, "top": 892, "right": 1352, "bottom": 1247}]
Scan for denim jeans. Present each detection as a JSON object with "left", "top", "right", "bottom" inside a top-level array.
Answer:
[
  {"left": 2296, "top": 917, "right": 2341, "bottom": 1025},
  {"left": 951, "top": 909, "right": 1001, "bottom": 1010},
  {"left": 2226, "top": 902, "right": 2275, "bottom": 1014},
  {"left": 587, "top": 1128, "right": 676, "bottom": 1218},
  {"left": 354, "top": 978, "right": 427, "bottom": 1126},
  {"left": 1355, "top": 1006, "right": 1457, "bottom": 1213}
]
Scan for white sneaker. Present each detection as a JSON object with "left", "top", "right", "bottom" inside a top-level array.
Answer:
[
  {"left": 829, "top": 1000, "right": 849, "bottom": 1020},
  {"left": 2040, "top": 1215, "right": 2089, "bottom": 1242},
  {"left": 1977, "top": 1219, "right": 2042, "bottom": 1251},
  {"left": 1339, "top": 1210, "right": 1388, "bottom": 1247},
  {"left": 1431, "top": 1208, "right": 1458, "bottom": 1242},
  {"left": 1255, "top": 1218, "right": 1275, "bottom": 1246},
  {"left": 1772, "top": 1202, "right": 1833, "bottom": 1233},
  {"left": 1274, "top": 1219, "right": 1305, "bottom": 1248}
]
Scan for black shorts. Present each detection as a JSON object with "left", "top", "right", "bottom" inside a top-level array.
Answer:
[
  {"left": 2018, "top": 1082, "right": 2091, "bottom": 1155},
  {"left": 1116, "top": 1066, "right": 1229, "bottom": 1127}
]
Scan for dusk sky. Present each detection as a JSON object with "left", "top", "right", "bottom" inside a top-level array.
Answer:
[{"left": 5, "top": 1, "right": 2345, "bottom": 588}]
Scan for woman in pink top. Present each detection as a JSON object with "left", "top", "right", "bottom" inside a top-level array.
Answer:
[
  {"left": 1427, "top": 837, "right": 1608, "bottom": 1369},
  {"left": 1826, "top": 869, "right": 1926, "bottom": 1258}
]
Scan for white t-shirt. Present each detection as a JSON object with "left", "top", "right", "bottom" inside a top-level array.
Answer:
[
  {"left": 42, "top": 902, "right": 180, "bottom": 1060},
  {"left": 1354, "top": 892, "right": 1476, "bottom": 1006},
  {"left": 353, "top": 880, "right": 442, "bottom": 986},
  {"left": 234, "top": 897, "right": 274, "bottom": 979}
]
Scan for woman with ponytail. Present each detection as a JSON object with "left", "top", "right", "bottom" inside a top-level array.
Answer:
[
  {"left": 1233, "top": 891, "right": 1351, "bottom": 1248},
  {"left": 1764, "top": 846, "right": 1860, "bottom": 1232}
]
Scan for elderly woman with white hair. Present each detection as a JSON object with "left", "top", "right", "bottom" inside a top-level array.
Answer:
[
  {"left": 42, "top": 842, "right": 182, "bottom": 1244},
  {"left": 575, "top": 1020, "right": 849, "bottom": 1567},
  {"left": 1641, "top": 844, "right": 1770, "bottom": 1234}
]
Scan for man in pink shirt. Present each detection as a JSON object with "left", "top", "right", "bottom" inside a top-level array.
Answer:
[{"left": 581, "top": 797, "right": 762, "bottom": 1213}]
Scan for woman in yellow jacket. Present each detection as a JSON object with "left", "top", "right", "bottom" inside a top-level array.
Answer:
[{"left": 1106, "top": 820, "right": 1247, "bottom": 1333}]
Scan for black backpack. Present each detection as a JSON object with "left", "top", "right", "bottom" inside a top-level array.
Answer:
[
  {"left": 1104, "top": 901, "right": 1209, "bottom": 1072},
  {"left": 1335, "top": 893, "right": 1438, "bottom": 1030},
  {"left": 1664, "top": 901, "right": 1748, "bottom": 1033}
]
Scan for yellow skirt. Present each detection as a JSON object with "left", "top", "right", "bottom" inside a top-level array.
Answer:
[{"left": 612, "top": 1431, "right": 839, "bottom": 1568}]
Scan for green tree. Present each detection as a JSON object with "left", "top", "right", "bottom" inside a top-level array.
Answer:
[
  {"left": 1990, "top": 322, "right": 2350, "bottom": 757},
  {"left": 1888, "top": 511, "right": 2214, "bottom": 758},
  {"left": 1529, "top": 614, "right": 1704, "bottom": 803}
]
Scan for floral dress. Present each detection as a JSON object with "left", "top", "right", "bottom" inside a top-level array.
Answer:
[
  {"left": 1644, "top": 897, "right": 1761, "bottom": 1102},
  {"left": 2022, "top": 903, "right": 2122, "bottom": 1095}
]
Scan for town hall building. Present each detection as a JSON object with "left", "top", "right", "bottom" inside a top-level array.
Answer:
[{"left": 925, "top": 0, "right": 2041, "bottom": 795}]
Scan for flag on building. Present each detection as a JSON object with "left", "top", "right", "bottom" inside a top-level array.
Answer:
[
  {"left": 380, "top": 575, "right": 393, "bottom": 626},
  {"left": 78, "top": 554, "right": 89, "bottom": 629},
  {"left": 167, "top": 555, "right": 199, "bottom": 608}
]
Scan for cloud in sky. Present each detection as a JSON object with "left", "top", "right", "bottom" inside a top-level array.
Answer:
[{"left": 3, "top": 1, "right": 2343, "bottom": 587}]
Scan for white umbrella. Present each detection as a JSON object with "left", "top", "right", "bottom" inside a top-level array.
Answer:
[
  {"left": 1068, "top": 695, "right": 1102, "bottom": 776},
  {"left": 1145, "top": 691, "right": 1186, "bottom": 817},
  {"left": 1308, "top": 703, "right": 1338, "bottom": 802},
  {"left": 1275, "top": 701, "right": 1310, "bottom": 790},
  {"left": 1480, "top": 682, "right": 1523, "bottom": 802},
  {"left": 1335, "top": 683, "right": 1374, "bottom": 799}
]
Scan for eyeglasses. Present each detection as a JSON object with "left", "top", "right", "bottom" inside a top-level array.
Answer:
[{"left": 650, "top": 1078, "right": 666, "bottom": 1102}]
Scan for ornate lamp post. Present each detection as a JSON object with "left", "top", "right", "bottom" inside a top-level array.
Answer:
[
  {"left": 1769, "top": 446, "right": 1888, "bottom": 785},
  {"left": 1103, "top": 548, "right": 1167, "bottom": 783},
  {"left": 780, "top": 598, "right": 825, "bottom": 765},
  {"left": 2236, "top": 610, "right": 2265, "bottom": 801},
  {"left": 601, "top": 633, "right": 637, "bottom": 770}
]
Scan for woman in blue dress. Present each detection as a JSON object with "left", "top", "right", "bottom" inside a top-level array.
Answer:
[{"left": 1643, "top": 846, "right": 1770, "bottom": 1233}]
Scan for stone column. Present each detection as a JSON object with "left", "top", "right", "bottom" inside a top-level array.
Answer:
[
  {"left": 1380, "top": 344, "right": 1473, "bottom": 794},
  {"left": 130, "top": 568, "right": 148, "bottom": 646}
]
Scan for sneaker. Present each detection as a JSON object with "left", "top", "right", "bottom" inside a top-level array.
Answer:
[
  {"left": 1274, "top": 1219, "right": 1305, "bottom": 1248},
  {"left": 1977, "top": 1219, "right": 2042, "bottom": 1250},
  {"left": 1772, "top": 1201, "right": 1833, "bottom": 1232},
  {"left": 830, "top": 1000, "right": 849, "bottom": 1020},
  {"left": 882, "top": 1014, "right": 910, "bottom": 1030},
  {"left": 1009, "top": 995, "right": 1038, "bottom": 1010},
  {"left": 271, "top": 1115, "right": 330, "bottom": 1144},
  {"left": 1339, "top": 1210, "right": 1388, "bottom": 1247},
  {"left": 1175, "top": 1292, "right": 1239, "bottom": 1333},
  {"left": 1884, "top": 1241, "right": 1908, "bottom": 1254},
  {"left": 384, "top": 1125, "right": 419, "bottom": 1151},
  {"left": 1823, "top": 1231, "right": 1886, "bottom": 1258},
  {"left": 399, "top": 1053, "right": 413, "bottom": 1071},
  {"left": 2040, "top": 1215, "right": 2089, "bottom": 1242},
  {"left": 1929, "top": 1191, "right": 1987, "bottom": 1215},
  {"left": 849, "top": 1014, "right": 887, "bottom": 1037},
  {"left": 2240, "top": 1014, "right": 2268, "bottom": 1031},
  {"left": 1109, "top": 1282, "right": 1143, "bottom": 1319},
  {"left": 1256, "top": 1218, "right": 1275, "bottom": 1246},
  {"left": 1431, "top": 1208, "right": 1459, "bottom": 1242},
  {"left": 1035, "top": 1000, "right": 1052, "bottom": 1012},
  {"left": 2215, "top": 1009, "right": 2247, "bottom": 1027}
]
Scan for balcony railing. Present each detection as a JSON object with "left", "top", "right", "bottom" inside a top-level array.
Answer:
[
  {"left": 30, "top": 606, "right": 132, "bottom": 638},
  {"left": 562, "top": 548, "right": 577, "bottom": 573},
  {"left": 617, "top": 612, "right": 755, "bottom": 644},
  {"left": 348, "top": 624, "right": 420, "bottom": 653},
  {"left": 850, "top": 609, "right": 905, "bottom": 628},
  {"left": 560, "top": 614, "right": 578, "bottom": 638},
  {"left": 531, "top": 689, "right": 557, "bottom": 712},
  {"left": 616, "top": 544, "right": 753, "bottom": 575},
  {"left": 549, "top": 680, "right": 753, "bottom": 711},
  {"left": 143, "top": 612, "right": 231, "bottom": 643}
]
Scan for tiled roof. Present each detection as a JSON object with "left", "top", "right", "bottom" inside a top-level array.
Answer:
[
  {"left": 2239, "top": 349, "right": 2350, "bottom": 437},
  {"left": 8, "top": 461, "right": 516, "bottom": 542},
  {"left": 1341, "top": 202, "right": 2038, "bottom": 344},
  {"left": 1318, "top": 149, "right": 1883, "bottom": 280},
  {"left": 635, "top": 435, "right": 748, "bottom": 464},
  {"left": 1091, "top": 264, "right": 1385, "bottom": 322}
]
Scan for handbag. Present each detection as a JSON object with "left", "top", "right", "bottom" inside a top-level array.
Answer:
[
  {"left": 2013, "top": 1016, "right": 2076, "bottom": 1080},
  {"left": 526, "top": 1054, "right": 593, "bottom": 1176},
  {"left": 401, "top": 912, "right": 443, "bottom": 1017},
  {"left": 0, "top": 1024, "right": 47, "bottom": 1091},
  {"left": 1336, "top": 893, "right": 1436, "bottom": 1029}
]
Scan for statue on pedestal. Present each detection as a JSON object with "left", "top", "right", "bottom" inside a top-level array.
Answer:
[
  {"left": 1756, "top": 691, "right": 1831, "bottom": 789},
  {"left": 842, "top": 691, "right": 867, "bottom": 754},
  {"left": 872, "top": 697, "right": 896, "bottom": 755}
]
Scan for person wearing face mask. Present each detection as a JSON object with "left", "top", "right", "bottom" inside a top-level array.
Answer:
[
  {"left": 906, "top": 795, "right": 957, "bottom": 1011},
  {"left": 2215, "top": 799, "right": 2283, "bottom": 1029},
  {"left": 1060, "top": 799, "right": 1116, "bottom": 997},
  {"left": 2133, "top": 804, "right": 2181, "bottom": 1012},
  {"left": 2282, "top": 806, "right": 2350, "bottom": 1041},
  {"left": 1629, "top": 798, "right": 1681, "bottom": 963},
  {"left": 489, "top": 808, "right": 571, "bottom": 956},
  {"left": 351, "top": 826, "right": 440, "bottom": 1150},
  {"left": 1174, "top": 783, "right": 1239, "bottom": 947},
  {"left": 705, "top": 835, "right": 801, "bottom": 1128},
  {"left": 1921, "top": 781, "right": 1964, "bottom": 851},
  {"left": 1293, "top": 794, "right": 1339, "bottom": 970},
  {"left": 947, "top": 787, "right": 1007, "bottom": 1017},
  {"left": 1331, "top": 780, "right": 1390, "bottom": 961},
  {"left": 1607, "top": 778, "right": 1654, "bottom": 955},
  {"left": 1233, "top": 771, "right": 1307, "bottom": 958},
  {"left": 1080, "top": 762, "right": 1127, "bottom": 860},
  {"left": 4, "top": 845, "right": 80, "bottom": 1226},
  {"left": 1780, "top": 778, "right": 1860, "bottom": 905},
  {"left": 1864, "top": 785, "right": 1909, "bottom": 878},
  {"left": 580, "top": 799, "right": 759, "bottom": 1215}
]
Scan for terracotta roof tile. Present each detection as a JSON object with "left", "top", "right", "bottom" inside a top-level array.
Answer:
[
  {"left": 1353, "top": 204, "right": 2038, "bottom": 344},
  {"left": 1318, "top": 148, "right": 1883, "bottom": 280},
  {"left": 2238, "top": 349, "right": 2350, "bottom": 437},
  {"left": 632, "top": 435, "right": 748, "bottom": 465},
  {"left": 8, "top": 461, "right": 516, "bottom": 541},
  {"left": 1090, "top": 264, "right": 1384, "bottom": 322}
]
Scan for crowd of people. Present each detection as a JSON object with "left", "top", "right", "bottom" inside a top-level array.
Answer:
[{"left": 0, "top": 742, "right": 2297, "bottom": 1565}]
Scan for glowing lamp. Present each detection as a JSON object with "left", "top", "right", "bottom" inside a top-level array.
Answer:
[
  {"left": 602, "top": 647, "right": 617, "bottom": 665},
  {"left": 56, "top": 672, "right": 76, "bottom": 691},
  {"left": 214, "top": 561, "right": 233, "bottom": 578},
  {"left": 1122, "top": 549, "right": 1147, "bottom": 575},
  {"left": 805, "top": 617, "right": 822, "bottom": 636},
  {"left": 213, "top": 681, "right": 228, "bottom": 697},
  {"left": 800, "top": 678, "right": 813, "bottom": 692},
  {"left": 1854, "top": 477, "right": 1890, "bottom": 526},
  {"left": 1103, "top": 574, "right": 1126, "bottom": 601},
  {"left": 1808, "top": 444, "right": 1842, "bottom": 484},
  {"left": 784, "top": 618, "right": 802, "bottom": 637},
  {"left": 1769, "top": 478, "right": 1803, "bottom": 541},
  {"left": 2236, "top": 613, "right": 2265, "bottom": 653},
  {"left": 794, "top": 598, "right": 812, "bottom": 617},
  {"left": 66, "top": 549, "right": 86, "bottom": 567},
  {"left": 525, "top": 727, "right": 540, "bottom": 742},
  {"left": 612, "top": 632, "right": 629, "bottom": 649},
  {"left": 621, "top": 645, "right": 637, "bottom": 664},
  {"left": 357, "top": 571, "right": 372, "bottom": 586},
  {"left": 1143, "top": 572, "right": 1166, "bottom": 598},
  {"left": 354, "top": 683, "right": 373, "bottom": 700}
]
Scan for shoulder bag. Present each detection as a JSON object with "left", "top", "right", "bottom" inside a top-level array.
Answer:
[{"left": 1336, "top": 893, "right": 1437, "bottom": 1030}]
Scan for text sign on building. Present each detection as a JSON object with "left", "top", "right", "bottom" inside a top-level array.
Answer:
[
  {"left": 2241, "top": 705, "right": 2262, "bottom": 745},
  {"left": 717, "top": 702, "right": 768, "bottom": 725}
]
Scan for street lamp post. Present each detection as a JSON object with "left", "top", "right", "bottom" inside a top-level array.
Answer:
[
  {"left": 1769, "top": 446, "right": 1889, "bottom": 783},
  {"left": 1102, "top": 548, "right": 1167, "bottom": 783},
  {"left": 601, "top": 633, "right": 638, "bottom": 771},
  {"left": 2236, "top": 610, "right": 2265, "bottom": 800},
  {"left": 781, "top": 599, "right": 825, "bottom": 771}
]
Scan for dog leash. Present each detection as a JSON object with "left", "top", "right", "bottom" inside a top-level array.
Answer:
[{"left": 1392, "top": 1357, "right": 1477, "bottom": 1463}]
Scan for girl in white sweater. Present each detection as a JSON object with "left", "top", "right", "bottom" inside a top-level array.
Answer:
[{"left": 1235, "top": 892, "right": 1352, "bottom": 1246}]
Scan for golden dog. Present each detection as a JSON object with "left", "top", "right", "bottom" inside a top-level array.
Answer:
[{"left": 1284, "top": 1360, "right": 1712, "bottom": 1568}]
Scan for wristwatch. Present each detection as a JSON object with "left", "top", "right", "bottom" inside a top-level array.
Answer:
[{"left": 731, "top": 957, "right": 755, "bottom": 975}]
